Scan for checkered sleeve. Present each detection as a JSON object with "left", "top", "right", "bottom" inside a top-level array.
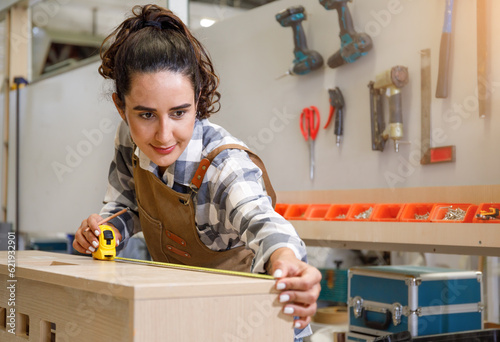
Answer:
[
  {"left": 208, "top": 149, "right": 307, "bottom": 274},
  {"left": 99, "top": 122, "right": 140, "bottom": 248}
]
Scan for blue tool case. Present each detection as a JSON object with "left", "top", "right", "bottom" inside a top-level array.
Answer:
[{"left": 348, "top": 265, "right": 483, "bottom": 337}]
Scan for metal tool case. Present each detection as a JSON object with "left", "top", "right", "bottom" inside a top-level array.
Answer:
[{"left": 348, "top": 265, "right": 483, "bottom": 337}]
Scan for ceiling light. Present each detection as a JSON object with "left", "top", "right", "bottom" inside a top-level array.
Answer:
[{"left": 200, "top": 18, "right": 216, "bottom": 28}]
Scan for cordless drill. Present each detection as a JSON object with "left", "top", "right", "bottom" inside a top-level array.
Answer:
[
  {"left": 319, "top": 0, "right": 373, "bottom": 68},
  {"left": 371, "top": 66, "right": 409, "bottom": 152},
  {"left": 276, "top": 5, "right": 324, "bottom": 75}
]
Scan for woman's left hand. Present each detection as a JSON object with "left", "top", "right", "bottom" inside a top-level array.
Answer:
[{"left": 267, "top": 247, "right": 322, "bottom": 329}]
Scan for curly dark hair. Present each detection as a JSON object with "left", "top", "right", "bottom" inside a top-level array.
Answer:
[{"left": 99, "top": 4, "right": 220, "bottom": 118}]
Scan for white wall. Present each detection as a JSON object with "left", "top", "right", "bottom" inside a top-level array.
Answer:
[
  {"left": 1, "top": 0, "right": 498, "bottom": 234},
  {"left": 0, "top": 62, "right": 121, "bottom": 234},
  {"left": 197, "top": 0, "right": 500, "bottom": 191}
]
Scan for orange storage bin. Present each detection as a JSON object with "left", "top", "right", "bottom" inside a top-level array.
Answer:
[
  {"left": 304, "top": 204, "right": 332, "bottom": 220},
  {"left": 430, "top": 203, "right": 478, "bottom": 223},
  {"left": 400, "top": 203, "right": 435, "bottom": 222},
  {"left": 283, "top": 204, "right": 310, "bottom": 220},
  {"left": 371, "top": 203, "right": 405, "bottom": 222},
  {"left": 473, "top": 203, "right": 500, "bottom": 223},
  {"left": 325, "top": 204, "right": 351, "bottom": 221},
  {"left": 346, "top": 203, "right": 376, "bottom": 221},
  {"left": 275, "top": 203, "right": 289, "bottom": 217}
]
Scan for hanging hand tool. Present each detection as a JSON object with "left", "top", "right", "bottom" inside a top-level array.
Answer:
[
  {"left": 370, "top": 66, "right": 409, "bottom": 152},
  {"left": 420, "top": 49, "right": 456, "bottom": 164},
  {"left": 275, "top": 6, "right": 323, "bottom": 77},
  {"left": 324, "top": 87, "right": 345, "bottom": 146},
  {"left": 368, "top": 81, "right": 385, "bottom": 152},
  {"left": 319, "top": 0, "right": 373, "bottom": 69},
  {"left": 436, "top": 0, "right": 454, "bottom": 98},
  {"left": 300, "top": 106, "right": 320, "bottom": 180}
]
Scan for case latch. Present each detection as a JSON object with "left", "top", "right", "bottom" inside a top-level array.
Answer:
[
  {"left": 352, "top": 296, "right": 363, "bottom": 318},
  {"left": 392, "top": 303, "right": 403, "bottom": 326},
  {"left": 350, "top": 297, "right": 405, "bottom": 327}
]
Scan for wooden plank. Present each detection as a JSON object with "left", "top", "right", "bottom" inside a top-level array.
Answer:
[
  {"left": 276, "top": 184, "right": 500, "bottom": 204},
  {"left": 477, "top": 0, "right": 489, "bottom": 118},
  {"left": 8, "top": 3, "right": 29, "bottom": 87},
  {"left": 2, "top": 11, "right": 10, "bottom": 221}
]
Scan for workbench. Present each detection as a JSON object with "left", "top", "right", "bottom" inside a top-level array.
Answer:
[{"left": 0, "top": 251, "right": 293, "bottom": 341}]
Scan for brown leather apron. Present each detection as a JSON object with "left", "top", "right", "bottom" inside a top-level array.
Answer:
[{"left": 133, "top": 144, "right": 276, "bottom": 272}]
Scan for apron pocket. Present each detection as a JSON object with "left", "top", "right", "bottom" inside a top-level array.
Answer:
[{"left": 137, "top": 201, "right": 166, "bottom": 260}]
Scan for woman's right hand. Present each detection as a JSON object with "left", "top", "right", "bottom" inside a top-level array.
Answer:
[{"left": 73, "top": 214, "right": 123, "bottom": 255}]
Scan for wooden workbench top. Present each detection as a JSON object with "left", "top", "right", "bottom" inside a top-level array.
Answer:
[{"left": 0, "top": 251, "right": 277, "bottom": 300}]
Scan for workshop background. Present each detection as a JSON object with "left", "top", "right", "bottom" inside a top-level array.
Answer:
[
  {"left": 0, "top": 0, "right": 499, "bottom": 337},
  {"left": 1, "top": 0, "right": 498, "bottom": 233}
]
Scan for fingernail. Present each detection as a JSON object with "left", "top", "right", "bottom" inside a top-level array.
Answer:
[
  {"left": 276, "top": 282, "right": 286, "bottom": 290},
  {"left": 85, "top": 250, "right": 91, "bottom": 254},
  {"left": 273, "top": 269, "right": 283, "bottom": 278},
  {"left": 89, "top": 246, "right": 96, "bottom": 252},
  {"left": 279, "top": 294, "right": 290, "bottom": 303},
  {"left": 284, "top": 306, "right": 294, "bottom": 315},
  {"left": 95, "top": 230, "right": 100, "bottom": 236},
  {"left": 92, "top": 241, "right": 99, "bottom": 248},
  {"left": 294, "top": 322, "right": 301, "bottom": 329},
  {"left": 116, "top": 239, "right": 120, "bottom": 246}
]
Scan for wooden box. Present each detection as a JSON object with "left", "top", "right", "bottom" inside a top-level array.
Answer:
[{"left": 0, "top": 251, "right": 293, "bottom": 341}]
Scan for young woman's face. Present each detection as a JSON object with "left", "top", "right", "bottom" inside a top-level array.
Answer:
[{"left": 114, "top": 71, "right": 196, "bottom": 171}]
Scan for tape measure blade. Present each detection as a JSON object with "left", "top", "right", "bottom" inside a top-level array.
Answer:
[{"left": 115, "top": 257, "right": 274, "bottom": 280}]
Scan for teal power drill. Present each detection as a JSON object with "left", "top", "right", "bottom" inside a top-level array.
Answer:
[
  {"left": 319, "top": 0, "right": 373, "bottom": 68},
  {"left": 276, "top": 5, "right": 324, "bottom": 76}
]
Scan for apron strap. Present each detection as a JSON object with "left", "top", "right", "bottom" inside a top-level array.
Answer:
[{"left": 190, "top": 144, "right": 277, "bottom": 208}]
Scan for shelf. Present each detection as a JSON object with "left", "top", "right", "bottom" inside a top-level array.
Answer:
[{"left": 292, "top": 220, "right": 500, "bottom": 257}]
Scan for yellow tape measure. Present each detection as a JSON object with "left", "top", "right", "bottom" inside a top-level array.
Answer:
[{"left": 115, "top": 257, "right": 275, "bottom": 280}]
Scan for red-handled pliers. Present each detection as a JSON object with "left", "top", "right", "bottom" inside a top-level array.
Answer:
[{"left": 300, "top": 106, "right": 320, "bottom": 180}]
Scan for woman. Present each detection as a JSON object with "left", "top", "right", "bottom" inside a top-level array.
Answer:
[{"left": 73, "top": 4, "right": 320, "bottom": 339}]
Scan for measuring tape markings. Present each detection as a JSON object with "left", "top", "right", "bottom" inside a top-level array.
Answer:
[{"left": 115, "top": 257, "right": 275, "bottom": 280}]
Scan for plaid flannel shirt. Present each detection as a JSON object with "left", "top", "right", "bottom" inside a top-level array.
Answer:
[{"left": 100, "top": 119, "right": 307, "bottom": 274}]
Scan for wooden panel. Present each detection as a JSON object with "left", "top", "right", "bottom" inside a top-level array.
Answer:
[
  {"left": 0, "top": 251, "right": 277, "bottom": 300},
  {"left": 134, "top": 295, "right": 292, "bottom": 341},
  {"left": 277, "top": 185, "right": 500, "bottom": 204},
  {"left": 0, "top": 275, "right": 131, "bottom": 341},
  {"left": 0, "top": 251, "right": 292, "bottom": 341}
]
